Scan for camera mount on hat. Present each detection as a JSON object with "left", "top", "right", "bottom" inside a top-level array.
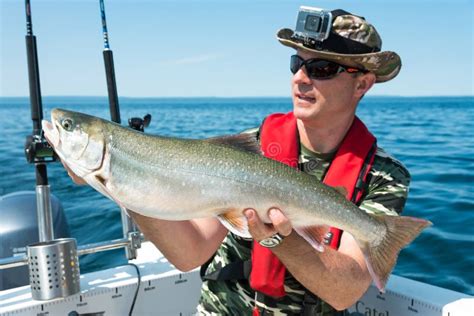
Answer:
[{"left": 293, "top": 7, "right": 333, "bottom": 47}]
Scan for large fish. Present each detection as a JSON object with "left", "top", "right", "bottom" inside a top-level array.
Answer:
[{"left": 42, "top": 108, "right": 431, "bottom": 291}]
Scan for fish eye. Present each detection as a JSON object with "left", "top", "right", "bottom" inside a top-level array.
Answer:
[{"left": 61, "top": 118, "right": 74, "bottom": 131}]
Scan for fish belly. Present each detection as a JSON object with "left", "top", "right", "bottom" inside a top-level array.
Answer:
[{"left": 102, "top": 154, "right": 278, "bottom": 221}]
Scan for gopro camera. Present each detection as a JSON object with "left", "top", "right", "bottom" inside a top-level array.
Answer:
[{"left": 293, "top": 6, "right": 333, "bottom": 43}]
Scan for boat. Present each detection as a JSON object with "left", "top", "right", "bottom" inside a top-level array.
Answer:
[{"left": 1, "top": 1, "right": 473, "bottom": 315}]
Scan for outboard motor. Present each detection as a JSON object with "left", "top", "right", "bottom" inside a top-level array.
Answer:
[{"left": 0, "top": 191, "right": 70, "bottom": 290}]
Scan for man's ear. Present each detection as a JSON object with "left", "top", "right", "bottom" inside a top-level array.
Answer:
[{"left": 355, "top": 73, "right": 376, "bottom": 98}]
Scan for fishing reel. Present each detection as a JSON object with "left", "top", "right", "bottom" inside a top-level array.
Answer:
[
  {"left": 128, "top": 114, "right": 152, "bottom": 132},
  {"left": 24, "top": 134, "right": 57, "bottom": 164}
]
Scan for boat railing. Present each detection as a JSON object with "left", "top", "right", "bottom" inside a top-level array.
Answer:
[{"left": 0, "top": 232, "right": 144, "bottom": 270}]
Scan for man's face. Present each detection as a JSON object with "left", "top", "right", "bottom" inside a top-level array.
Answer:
[{"left": 291, "top": 50, "right": 361, "bottom": 124}]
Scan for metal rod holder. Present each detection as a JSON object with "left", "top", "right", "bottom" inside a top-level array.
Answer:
[{"left": 27, "top": 238, "right": 80, "bottom": 300}]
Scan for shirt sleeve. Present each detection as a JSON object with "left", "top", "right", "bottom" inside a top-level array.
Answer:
[{"left": 359, "top": 148, "right": 411, "bottom": 216}]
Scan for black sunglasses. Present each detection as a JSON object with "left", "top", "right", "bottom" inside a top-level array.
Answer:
[{"left": 290, "top": 55, "right": 364, "bottom": 80}]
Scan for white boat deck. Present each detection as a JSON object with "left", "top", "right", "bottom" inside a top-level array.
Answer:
[{"left": 1, "top": 242, "right": 472, "bottom": 315}]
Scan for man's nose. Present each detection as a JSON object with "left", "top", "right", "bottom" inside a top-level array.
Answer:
[{"left": 293, "top": 67, "right": 312, "bottom": 85}]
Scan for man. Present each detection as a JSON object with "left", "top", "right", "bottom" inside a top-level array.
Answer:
[{"left": 65, "top": 6, "right": 409, "bottom": 316}]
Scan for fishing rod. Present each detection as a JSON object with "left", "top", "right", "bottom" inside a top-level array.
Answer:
[
  {"left": 99, "top": 0, "right": 121, "bottom": 123},
  {"left": 24, "top": 0, "right": 55, "bottom": 242},
  {"left": 99, "top": 0, "right": 148, "bottom": 260}
]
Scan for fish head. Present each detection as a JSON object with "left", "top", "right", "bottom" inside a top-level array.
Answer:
[{"left": 42, "top": 108, "right": 106, "bottom": 178}]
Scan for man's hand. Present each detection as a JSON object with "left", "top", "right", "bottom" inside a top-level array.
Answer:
[
  {"left": 243, "top": 208, "right": 293, "bottom": 242},
  {"left": 243, "top": 207, "right": 371, "bottom": 310},
  {"left": 60, "top": 159, "right": 87, "bottom": 185}
]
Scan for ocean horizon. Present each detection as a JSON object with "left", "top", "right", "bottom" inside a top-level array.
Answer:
[{"left": 1, "top": 95, "right": 473, "bottom": 99}]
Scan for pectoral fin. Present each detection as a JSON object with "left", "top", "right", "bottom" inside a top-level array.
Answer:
[{"left": 217, "top": 209, "right": 251, "bottom": 238}]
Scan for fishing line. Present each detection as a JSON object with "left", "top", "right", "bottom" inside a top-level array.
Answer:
[{"left": 127, "top": 263, "right": 141, "bottom": 316}]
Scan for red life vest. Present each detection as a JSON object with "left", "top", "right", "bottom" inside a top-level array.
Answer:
[{"left": 250, "top": 112, "right": 377, "bottom": 298}]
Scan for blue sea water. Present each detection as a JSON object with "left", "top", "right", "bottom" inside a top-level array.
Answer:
[{"left": 0, "top": 96, "right": 473, "bottom": 295}]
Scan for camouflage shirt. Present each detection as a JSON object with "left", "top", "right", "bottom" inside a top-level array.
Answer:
[{"left": 197, "top": 126, "right": 410, "bottom": 316}]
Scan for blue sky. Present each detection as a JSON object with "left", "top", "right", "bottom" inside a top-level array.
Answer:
[{"left": 1, "top": 0, "right": 472, "bottom": 97}]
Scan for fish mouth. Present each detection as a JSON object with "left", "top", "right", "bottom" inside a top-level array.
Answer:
[{"left": 42, "top": 119, "right": 60, "bottom": 148}]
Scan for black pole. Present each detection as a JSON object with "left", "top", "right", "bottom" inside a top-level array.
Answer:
[
  {"left": 25, "top": 0, "right": 48, "bottom": 187},
  {"left": 100, "top": 0, "right": 121, "bottom": 123},
  {"left": 24, "top": 0, "right": 54, "bottom": 242},
  {"left": 103, "top": 50, "right": 120, "bottom": 123},
  {"left": 25, "top": 0, "right": 44, "bottom": 145}
]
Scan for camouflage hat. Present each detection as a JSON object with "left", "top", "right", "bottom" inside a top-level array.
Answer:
[{"left": 277, "top": 8, "right": 401, "bottom": 83}]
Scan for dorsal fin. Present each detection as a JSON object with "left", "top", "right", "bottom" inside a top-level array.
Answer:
[
  {"left": 206, "top": 133, "right": 262, "bottom": 155},
  {"left": 333, "top": 186, "right": 348, "bottom": 197}
]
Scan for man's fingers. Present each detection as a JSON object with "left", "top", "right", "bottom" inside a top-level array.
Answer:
[
  {"left": 268, "top": 208, "right": 293, "bottom": 237},
  {"left": 244, "top": 208, "right": 275, "bottom": 241},
  {"left": 244, "top": 208, "right": 293, "bottom": 241}
]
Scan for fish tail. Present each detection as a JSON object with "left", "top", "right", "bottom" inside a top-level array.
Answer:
[{"left": 361, "top": 215, "right": 432, "bottom": 292}]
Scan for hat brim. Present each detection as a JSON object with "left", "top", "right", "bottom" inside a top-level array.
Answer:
[{"left": 277, "top": 29, "right": 401, "bottom": 83}]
